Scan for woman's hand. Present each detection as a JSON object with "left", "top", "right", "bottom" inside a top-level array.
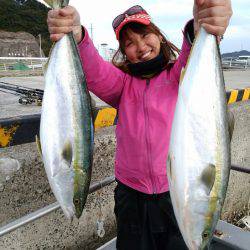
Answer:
[
  {"left": 47, "top": 6, "right": 82, "bottom": 43},
  {"left": 193, "top": 0, "right": 233, "bottom": 39}
]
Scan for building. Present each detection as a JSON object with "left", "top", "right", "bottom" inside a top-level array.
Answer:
[{"left": 99, "top": 43, "right": 116, "bottom": 62}]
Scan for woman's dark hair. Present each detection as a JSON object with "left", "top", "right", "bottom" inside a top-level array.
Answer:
[{"left": 112, "top": 22, "right": 180, "bottom": 73}]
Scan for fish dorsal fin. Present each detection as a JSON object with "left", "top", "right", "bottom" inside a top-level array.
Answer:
[
  {"left": 201, "top": 164, "right": 216, "bottom": 195},
  {"left": 35, "top": 135, "right": 42, "bottom": 157},
  {"left": 62, "top": 141, "right": 73, "bottom": 166},
  {"left": 228, "top": 111, "right": 235, "bottom": 142}
]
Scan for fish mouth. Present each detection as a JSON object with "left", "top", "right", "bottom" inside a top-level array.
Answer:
[
  {"left": 73, "top": 169, "right": 91, "bottom": 219},
  {"left": 74, "top": 195, "right": 88, "bottom": 219},
  {"left": 74, "top": 198, "right": 83, "bottom": 219}
]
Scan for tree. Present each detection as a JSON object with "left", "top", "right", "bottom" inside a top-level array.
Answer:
[
  {"left": 0, "top": 0, "right": 52, "bottom": 56},
  {"left": 15, "top": 0, "right": 28, "bottom": 5}
]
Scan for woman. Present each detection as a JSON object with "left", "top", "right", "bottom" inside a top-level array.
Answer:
[{"left": 47, "top": 1, "right": 232, "bottom": 249}]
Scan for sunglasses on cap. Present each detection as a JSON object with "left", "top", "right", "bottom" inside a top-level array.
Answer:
[{"left": 112, "top": 5, "right": 149, "bottom": 31}]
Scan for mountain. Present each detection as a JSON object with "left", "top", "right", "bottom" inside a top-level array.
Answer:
[
  {"left": 0, "top": 0, "right": 51, "bottom": 56},
  {"left": 222, "top": 50, "right": 250, "bottom": 58},
  {"left": 1, "top": 0, "right": 249, "bottom": 59}
]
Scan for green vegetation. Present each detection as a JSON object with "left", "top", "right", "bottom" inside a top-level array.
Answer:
[{"left": 0, "top": 0, "right": 52, "bottom": 56}]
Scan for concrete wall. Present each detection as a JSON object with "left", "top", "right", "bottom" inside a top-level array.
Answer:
[
  {"left": 0, "top": 127, "right": 117, "bottom": 249},
  {"left": 0, "top": 101, "right": 249, "bottom": 249},
  {"left": 221, "top": 101, "right": 250, "bottom": 220}
]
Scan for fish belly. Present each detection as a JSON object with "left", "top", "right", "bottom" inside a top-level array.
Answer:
[
  {"left": 40, "top": 35, "right": 92, "bottom": 219},
  {"left": 167, "top": 28, "right": 230, "bottom": 250}
]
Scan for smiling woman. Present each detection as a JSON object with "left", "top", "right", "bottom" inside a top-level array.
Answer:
[
  {"left": 121, "top": 29, "right": 162, "bottom": 63},
  {"left": 112, "top": 21, "right": 179, "bottom": 75},
  {"left": 46, "top": 1, "right": 232, "bottom": 249}
]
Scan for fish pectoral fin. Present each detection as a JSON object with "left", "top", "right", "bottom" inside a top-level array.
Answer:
[
  {"left": 201, "top": 163, "right": 216, "bottom": 195},
  {"left": 35, "top": 135, "right": 42, "bottom": 157},
  {"left": 62, "top": 141, "right": 73, "bottom": 167},
  {"left": 228, "top": 111, "right": 235, "bottom": 142}
]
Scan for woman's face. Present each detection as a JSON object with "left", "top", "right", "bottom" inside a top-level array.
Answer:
[{"left": 123, "top": 28, "right": 162, "bottom": 64}]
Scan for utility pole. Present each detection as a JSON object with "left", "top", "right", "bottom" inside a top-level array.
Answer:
[
  {"left": 38, "top": 34, "right": 42, "bottom": 57},
  {"left": 90, "top": 24, "right": 94, "bottom": 42}
]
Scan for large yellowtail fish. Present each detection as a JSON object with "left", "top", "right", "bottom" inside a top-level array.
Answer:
[
  {"left": 39, "top": 0, "right": 94, "bottom": 219},
  {"left": 167, "top": 28, "right": 230, "bottom": 250}
]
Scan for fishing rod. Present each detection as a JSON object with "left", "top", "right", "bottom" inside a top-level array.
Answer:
[
  {"left": 0, "top": 88, "right": 39, "bottom": 105},
  {"left": 0, "top": 81, "right": 43, "bottom": 105},
  {"left": 0, "top": 81, "right": 44, "bottom": 94}
]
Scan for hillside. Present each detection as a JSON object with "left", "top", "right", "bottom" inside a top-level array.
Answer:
[
  {"left": 0, "top": 0, "right": 51, "bottom": 56},
  {"left": 1, "top": 0, "right": 249, "bottom": 59},
  {"left": 0, "top": 30, "right": 42, "bottom": 57},
  {"left": 222, "top": 50, "right": 250, "bottom": 58}
]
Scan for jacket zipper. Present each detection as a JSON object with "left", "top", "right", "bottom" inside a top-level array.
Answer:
[{"left": 143, "top": 79, "right": 156, "bottom": 194}]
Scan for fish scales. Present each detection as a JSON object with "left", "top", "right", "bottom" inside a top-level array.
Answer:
[
  {"left": 40, "top": 0, "right": 93, "bottom": 219},
  {"left": 167, "top": 28, "right": 230, "bottom": 250}
]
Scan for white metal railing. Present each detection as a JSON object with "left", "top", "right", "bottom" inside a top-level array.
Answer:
[
  {"left": 0, "top": 57, "right": 48, "bottom": 71},
  {"left": 0, "top": 175, "right": 115, "bottom": 237},
  {"left": 222, "top": 57, "right": 249, "bottom": 69}
]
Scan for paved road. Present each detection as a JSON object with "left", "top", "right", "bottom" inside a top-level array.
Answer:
[
  {"left": 224, "top": 69, "right": 250, "bottom": 90},
  {"left": 0, "top": 72, "right": 249, "bottom": 250},
  {"left": 0, "top": 70, "right": 249, "bottom": 119},
  {"left": 0, "top": 75, "right": 106, "bottom": 119}
]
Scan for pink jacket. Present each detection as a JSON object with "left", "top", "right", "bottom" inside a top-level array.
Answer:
[{"left": 78, "top": 28, "right": 191, "bottom": 194}]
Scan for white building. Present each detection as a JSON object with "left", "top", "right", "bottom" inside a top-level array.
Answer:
[{"left": 99, "top": 43, "right": 116, "bottom": 62}]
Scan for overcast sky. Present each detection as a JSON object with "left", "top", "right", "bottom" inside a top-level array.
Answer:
[{"left": 39, "top": 0, "right": 250, "bottom": 53}]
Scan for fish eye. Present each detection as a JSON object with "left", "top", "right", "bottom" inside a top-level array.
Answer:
[
  {"left": 202, "top": 231, "right": 210, "bottom": 239},
  {"left": 74, "top": 199, "right": 80, "bottom": 205}
]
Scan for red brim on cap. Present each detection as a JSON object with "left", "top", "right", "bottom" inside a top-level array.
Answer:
[{"left": 115, "top": 13, "right": 151, "bottom": 40}]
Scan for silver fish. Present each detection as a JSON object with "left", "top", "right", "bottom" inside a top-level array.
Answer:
[
  {"left": 167, "top": 28, "right": 230, "bottom": 250},
  {"left": 39, "top": 0, "right": 94, "bottom": 219}
]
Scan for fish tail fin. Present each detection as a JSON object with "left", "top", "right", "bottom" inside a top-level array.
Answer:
[
  {"left": 43, "top": 0, "right": 54, "bottom": 8},
  {"left": 43, "top": 0, "right": 69, "bottom": 8},
  {"left": 43, "top": 1, "right": 70, "bottom": 74}
]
